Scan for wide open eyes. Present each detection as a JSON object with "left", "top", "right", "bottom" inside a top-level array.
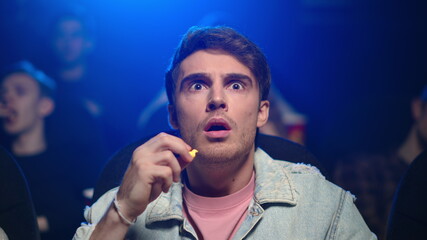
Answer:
[
  {"left": 189, "top": 82, "right": 206, "bottom": 91},
  {"left": 229, "top": 82, "right": 244, "bottom": 90}
]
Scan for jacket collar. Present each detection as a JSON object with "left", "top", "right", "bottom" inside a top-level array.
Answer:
[
  {"left": 253, "top": 148, "right": 298, "bottom": 205},
  {"left": 145, "top": 181, "right": 184, "bottom": 224}
]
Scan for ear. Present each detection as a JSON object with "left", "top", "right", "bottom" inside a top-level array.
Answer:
[
  {"left": 38, "top": 97, "right": 55, "bottom": 117},
  {"left": 257, "top": 100, "right": 270, "bottom": 128},
  {"left": 168, "top": 104, "right": 179, "bottom": 129},
  {"left": 411, "top": 97, "right": 423, "bottom": 121}
]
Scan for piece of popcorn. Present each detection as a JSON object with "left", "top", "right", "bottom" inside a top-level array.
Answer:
[{"left": 189, "top": 149, "right": 198, "bottom": 158}]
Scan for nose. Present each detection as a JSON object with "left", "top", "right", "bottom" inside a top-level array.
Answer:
[{"left": 206, "top": 87, "right": 228, "bottom": 112}]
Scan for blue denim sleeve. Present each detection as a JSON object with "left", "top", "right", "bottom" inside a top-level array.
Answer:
[{"left": 327, "top": 189, "right": 377, "bottom": 240}]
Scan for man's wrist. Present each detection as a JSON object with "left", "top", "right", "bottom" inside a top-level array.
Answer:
[
  {"left": 113, "top": 194, "right": 137, "bottom": 225},
  {"left": 89, "top": 202, "right": 130, "bottom": 240}
]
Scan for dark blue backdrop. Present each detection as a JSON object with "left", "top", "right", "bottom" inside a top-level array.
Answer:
[{"left": 1, "top": 0, "right": 426, "bottom": 172}]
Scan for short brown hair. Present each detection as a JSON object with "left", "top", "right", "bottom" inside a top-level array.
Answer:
[{"left": 165, "top": 26, "right": 271, "bottom": 105}]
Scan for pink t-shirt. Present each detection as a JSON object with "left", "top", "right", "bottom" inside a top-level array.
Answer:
[{"left": 183, "top": 172, "right": 255, "bottom": 240}]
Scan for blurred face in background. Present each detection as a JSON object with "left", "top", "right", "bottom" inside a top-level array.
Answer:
[
  {"left": 414, "top": 100, "right": 427, "bottom": 149},
  {"left": 52, "top": 17, "right": 93, "bottom": 66},
  {"left": 0, "top": 73, "right": 52, "bottom": 136}
]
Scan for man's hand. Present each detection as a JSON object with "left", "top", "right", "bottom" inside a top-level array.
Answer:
[
  {"left": 90, "top": 133, "right": 195, "bottom": 239},
  {"left": 117, "top": 132, "right": 194, "bottom": 220}
]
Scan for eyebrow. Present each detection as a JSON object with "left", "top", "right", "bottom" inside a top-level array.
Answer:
[
  {"left": 180, "top": 73, "right": 209, "bottom": 83},
  {"left": 178, "top": 73, "right": 210, "bottom": 91},
  {"left": 223, "top": 73, "right": 254, "bottom": 86}
]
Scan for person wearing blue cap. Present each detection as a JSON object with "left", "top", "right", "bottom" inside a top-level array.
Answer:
[
  {"left": 0, "top": 61, "right": 88, "bottom": 240},
  {"left": 0, "top": 61, "right": 56, "bottom": 157}
]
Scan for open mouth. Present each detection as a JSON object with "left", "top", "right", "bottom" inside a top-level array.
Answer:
[
  {"left": 204, "top": 119, "right": 231, "bottom": 131},
  {"left": 207, "top": 125, "right": 228, "bottom": 131},
  {"left": 203, "top": 118, "right": 231, "bottom": 138},
  {"left": 1, "top": 109, "right": 17, "bottom": 123}
]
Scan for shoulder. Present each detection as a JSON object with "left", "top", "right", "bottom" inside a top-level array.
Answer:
[
  {"left": 273, "top": 159, "right": 329, "bottom": 187},
  {"left": 255, "top": 148, "right": 348, "bottom": 203},
  {"left": 278, "top": 161, "right": 374, "bottom": 238},
  {"left": 254, "top": 150, "right": 375, "bottom": 239},
  {"left": 256, "top": 148, "right": 326, "bottom": 181},
  {"left": 281, "top": 160, "right": 350, "bottom": 202}
]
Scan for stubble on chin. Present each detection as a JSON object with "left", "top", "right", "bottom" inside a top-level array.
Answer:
[
  {"left": 191, "top": 130, "right": 256, "bottom": 170},
  {"left": 178, "top": 113, "right": 257, "bottom": 168}
]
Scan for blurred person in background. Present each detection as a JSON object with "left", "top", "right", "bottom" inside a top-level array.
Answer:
[
  {"left": 333, "top": 83, "right": 427, "bottom": 239},
  {"left": 0, "top": 61, "right": 95, "bottom": 239},
  {"left": 44, "top": 6, "right": 129, "bottom": 157},
  {"left": 0, "top": 145, "right": 40, "bottom": 240},
  {"left": 39, "top": 7, "right": 111, "bottom": 179},
  {"left": 49, "top": 7, "right": 100, "bottom": 117}
]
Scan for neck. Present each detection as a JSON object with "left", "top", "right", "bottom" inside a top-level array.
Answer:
[
  {"left": 398, "top": 125, "right": 423, "bottom": 164},
  {"left": 59, "top": 62, "right": 86, "bottom": 82},
  {"left": 12, "top": 122, "right": 46, "bottom": 156},
  {"left": 185, "top": 148, "right": 255, "bottom": 197}
]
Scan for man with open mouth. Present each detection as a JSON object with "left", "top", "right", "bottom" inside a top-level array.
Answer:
[
  {"left": 0, "top": 61, "right": 92, "bottom": 239},
  {"left": 74, "top": 26, "right": 376, "bottom": 240}
]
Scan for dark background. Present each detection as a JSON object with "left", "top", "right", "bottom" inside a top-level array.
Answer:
[{"left": 1, "top": 0, "right": 426, "bottom": 173}]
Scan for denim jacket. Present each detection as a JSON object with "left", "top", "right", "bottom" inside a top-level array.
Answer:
[{"left": 73, "top": 148, "right": 376, "bottom": 239}]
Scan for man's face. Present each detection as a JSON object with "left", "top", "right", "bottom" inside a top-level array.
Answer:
[
  {"left": 0, "top": 73, "right": 46, "bottom": 135},
  {"left": 52, "top": 18, "right": 92, "bottom": 65},
  {"left": 169, "top": 49, "right": 269, "bottom": 164}
]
